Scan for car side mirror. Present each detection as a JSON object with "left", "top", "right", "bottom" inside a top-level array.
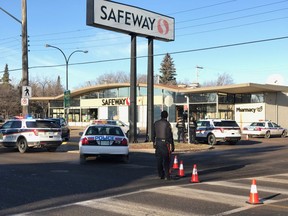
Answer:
[{"left": 79, "top": 132, "right": 83, "bottom": 136}]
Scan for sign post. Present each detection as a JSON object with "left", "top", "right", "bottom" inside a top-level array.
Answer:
[
  {"left": 21, "top": 86, "right": 31, "bottom": 116},
  {"left": 64, "top": 90, "right": 71, "bottom": 108},
  {"left": 86, "top": 0, "right": 175, "bottom": 142}
]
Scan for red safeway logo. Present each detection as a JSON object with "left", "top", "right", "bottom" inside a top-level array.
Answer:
[
  {"left": 157, "top": 19, "right": 169, "bottom": 35},
  {"left": 125, "top": 98, "right": 130, "bottom": 106}
]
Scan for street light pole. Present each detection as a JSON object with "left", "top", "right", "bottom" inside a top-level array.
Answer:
[
  {"left": 45, "top": 44, "right": 88, "bottom": 120},
  {"left": 45, "top": 44, "right": 88, "bottom": 90}
]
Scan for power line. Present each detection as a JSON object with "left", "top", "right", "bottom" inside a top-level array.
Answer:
[
  {"left": 177, "top": 7, "right": 288, "bottom": 30},
  {"left": 1, "top": 0, "right": 287, "bottom": 51},
  {"left": 2, "top": 35, "right": 287, "bottom": 74},
  {"left": 177, "top": 0, "right": 288, "bottom": 23}
]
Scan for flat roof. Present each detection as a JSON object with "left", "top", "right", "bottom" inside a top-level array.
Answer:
[{"left": 30, "top": 82, "right": 288, "bottom": 101}]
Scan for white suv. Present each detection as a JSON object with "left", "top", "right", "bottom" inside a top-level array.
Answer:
[
  {"left": 0, "top": 118, "right": 62, "bottom": 153},
  {"left": 196, "top": 119, "right": 241, "bottom": 145}
]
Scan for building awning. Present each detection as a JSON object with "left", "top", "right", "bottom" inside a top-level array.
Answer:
[{"left": 30, "top": 82, "right": 288, "bottom": 102}]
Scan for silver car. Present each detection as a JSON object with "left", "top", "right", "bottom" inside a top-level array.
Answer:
[
  {"left": 79, "top": 124, "right": 129, "bottom": 164},
  {"left": 242, "top": 121, "right": 287, "bottom": 138}
]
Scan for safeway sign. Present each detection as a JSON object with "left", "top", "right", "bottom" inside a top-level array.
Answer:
[{"left": 87, "top": 0, "right": 175, "bottom": 41}]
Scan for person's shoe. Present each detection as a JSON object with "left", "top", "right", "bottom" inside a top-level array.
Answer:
[{"left": 164, "top": 176, "right": 171, "bottom": 180}]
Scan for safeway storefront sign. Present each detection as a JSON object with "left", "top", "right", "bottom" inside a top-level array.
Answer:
[{"left": 87, "top": 0, "right": 175, "bottom": 41}]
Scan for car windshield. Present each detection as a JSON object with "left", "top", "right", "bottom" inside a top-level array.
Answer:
[
  {"left": 50, "top": 118, "right": 61, "bottom": 126},
  {"left": 26, "top": 120, "right": 60, "bottom": 128},
  {"left": 85, "top": 126, "right": 124, "bottom": 136},
  {"left": 214, "top": 121, "right": 239, "bottom": 127},
  {"left": 250, "top": 122, "right": 265, "bottom": 127}
]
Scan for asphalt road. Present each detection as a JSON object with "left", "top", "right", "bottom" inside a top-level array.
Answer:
[{"left": 0, "top": 130, "right": 287, "bottom": 215}]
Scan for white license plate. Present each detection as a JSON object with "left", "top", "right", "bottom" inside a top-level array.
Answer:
[{"left": 101, "top": 141, "right": 110, "bottom": 145}]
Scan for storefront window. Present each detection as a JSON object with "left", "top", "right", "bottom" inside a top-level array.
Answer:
[
  {"left": 235, "top": 94, "right": 252, "bottom": 103},
  {"left": 251, "top": 93, "right": 264, "bottom": 103},
  {"left": 118, "top": 87, "right": 130, "bottom": 97},
  {"left": 50, "top": 100, "right": 64, "bottom": 108},
  {"left": 218, "top": 93, "right": 235, "bottom": 104}
]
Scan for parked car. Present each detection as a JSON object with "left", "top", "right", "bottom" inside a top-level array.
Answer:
[
  {"left": 91, "top": 119, "right": 140, "bottom": 136},
  {"left": 47, "top": 118, "right": 70, "bottom": 141},
  {"left": 0, "top": 118, "right": 62, "bottom": 153},
  {"left": 79, "top": 124, "right": 129, "bottom": 164},
  {"left": 196, "top": 119, "right": 242, "bottom": 145},
  {"left": 242, "top": 120, "right": 287, "bottom": 138}
]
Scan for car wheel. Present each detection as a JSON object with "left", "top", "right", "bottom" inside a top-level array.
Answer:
[
  {"left": 281, "top": 130, "right": 287, "bottom": 138},
  {"left": 80, "top": 154, "right": 87, "bottom": 164},
  {"left": 207, "top": 134, "right": 216, "bottom": 146},
  {"left": 264, "top": 131, "right": 271, "bottom": 139},
  {"left": 17, "top": 138, "right": 28, "bottom": 153}
]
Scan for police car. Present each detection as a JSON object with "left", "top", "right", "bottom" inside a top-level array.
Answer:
[
  {"left": 242, "top": 120, "right": 287, "bottom": 138},
  {"left": 0, "top": 118, "right": 62, "bottom": 153},
  {"left": 196, "top": 119, "right": 242, "bottom": 145},
  {"left": 91, "top": 119, "right": 140, "bottom": 136},
  {"left": 79, "top": 124, "right": 129, "bottom": 164}
]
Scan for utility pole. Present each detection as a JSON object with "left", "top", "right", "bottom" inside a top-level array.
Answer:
[
  {"left": 0, "top": 1, "right": 29, "bottom": 116},
  {"left": 22, "top": 0, "right": 29, "bottom": 117}
]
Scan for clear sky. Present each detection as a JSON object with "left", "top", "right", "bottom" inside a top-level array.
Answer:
[{"left": 1, "top": 0, "right": 288, "bottom": 90}]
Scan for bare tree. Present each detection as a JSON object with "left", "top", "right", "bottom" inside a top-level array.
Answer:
[
  {"left": 202, "top": 72, "right": 234, "bottom": 87},
  {"left": 0, "top": 83, "right": 21, "bottom": 118},
  {"left": 79, "top": 71, "right": 148, "bottom": 88},
  {"left": 29, "top": 76, "right": 64, "bottom": 118}
]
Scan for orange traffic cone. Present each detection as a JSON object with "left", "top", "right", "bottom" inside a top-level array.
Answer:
[
  {"left": 246, "top": 179, "right": 263, "bottom": 205},
  {"left": 178, "top": 160, "right": 185, "bottom": 177},
  {"left": 190, "top": 164, "right": 200, "bottom": 183},
  {"left": 172, "top": 155, "right": 179, "bottom": 169}
]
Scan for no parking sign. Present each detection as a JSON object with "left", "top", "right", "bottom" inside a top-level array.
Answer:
[{"left": 21, "top": 97, "right": 29, "bottom": 106}]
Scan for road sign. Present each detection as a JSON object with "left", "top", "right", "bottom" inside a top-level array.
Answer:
[
  {"left": 22, "top": 86, "right": 32, "bottom": 98},
  {"left": 21, "top": 97, "right": 29, "bottom": 106},
  {"left": 64, "top": 90, "right": 71, "bottom": 108},
  {"left": 164, "top": 95, "right": 173, "bottom": 107}
]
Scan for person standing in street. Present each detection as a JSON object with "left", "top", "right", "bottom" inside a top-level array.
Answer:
[
  {"left": 152, "top": 110, "right": 175, "bottom": 180},
  {"left": 189, "top": 116, "right": 197, "bottom": 144},
  {"left": 176, "top": 116, "right": 186, "bottom": 143}
]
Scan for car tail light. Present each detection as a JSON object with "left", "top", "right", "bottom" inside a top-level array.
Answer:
[
  {"left": 33, "top": 129, "right": 38, "bottom": 136},
  {"left": 215, "top": 128, "right": 224, "bottom": 133},
  {"left": 243, "top": 127, "right": 248, "bottom": 130},
  {"left": 121, "top": 138, "right": 128, "bottom": 146},
  {"left": 81, "top": 137, "right": 89, "bottom": 145}
]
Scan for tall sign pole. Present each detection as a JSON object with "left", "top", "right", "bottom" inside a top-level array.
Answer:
[
  {"left": 147, "top": 38, "right": 154, "bottom": 142},
  {"left": 22, "top": 0, "right": 29, "bottom": 117},
  {"left": 86, "top": 0, "right": 174, "bottom": 141},
  {"left": 129, "top": 35, "right": 137, "bottom": 142}
]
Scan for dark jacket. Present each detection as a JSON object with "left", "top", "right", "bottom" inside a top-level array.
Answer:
[
  {"left": 189, "top": 119, "right": 197, "bottom": 128},
  {"left": 176, "top": 118, "right": 185, "bottom": 129},
  {"left": 153, "top": 118, "right": 174, "bottom": 148}
]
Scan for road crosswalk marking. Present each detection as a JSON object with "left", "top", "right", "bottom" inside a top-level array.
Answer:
[{"left": 15, "top": 173, "right": 288, "bottom": 216}]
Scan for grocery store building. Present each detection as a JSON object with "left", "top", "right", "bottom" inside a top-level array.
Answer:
[{"left": 31, "top": 82, "right": 288, "bottom": 129}]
